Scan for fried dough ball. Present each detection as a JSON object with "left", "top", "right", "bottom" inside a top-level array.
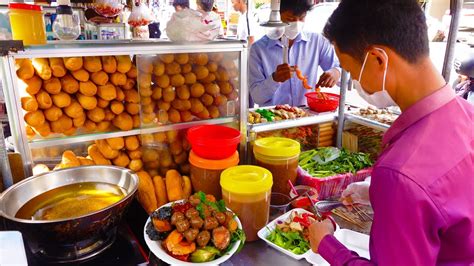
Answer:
[
  {"left": 84, "top": 120, "right": 97, "bottom": 132},
  {"left": 193, "top": 53, "right": 209, "bottom": 66},
  {"left": 51, "top": 92, "right": 71, "bottom": 108},
  {"left": 214, "top": 95, "right": 228, "bottom": 107},
  {"left": 216, "top": 68, "right": 229, "bottom": 81},
  {"left": 106, "top": 137, "right": 124, "bottom": 150},
  {"left": 126, "top": 103, "right": 140, "bottom": 115},
  {"left": 43, "top": 106, "right": 63, "bottom": 122},
  {"left": 153, "top": 61, "right": 165, "bottom": 76},
  {"left": 138, "top": 73, "right": 152, "bottom": 88},
  {"left": 77, "top": 93, "right": 98, "bottom": 110},
  {"left": 110, "top": 72, "right": 127, "bottom": 86},
  {"left": 158, "top": 110, "right": 169, "bottom": 124},
  {"left": 63, "top": 126, "right": 77, "bottom": 136},
  {"left": 104, "top": 109, "right": 116, "bottom": 121},
  {"left": 227, "top": 90, "right": 238, "bottom": 101},
  {"left": 140, "top": 87, "right": 153, "bottom": 98},
  {"left": 36, "top": 90, "right": 53, "bottom": 109},
  {"left": 91, "top": 71, "right": 109, "bottom": 86},
  {"left": 190, "top": 98, "right": 204, "bottom": 114},
  {"left": 205, "top": 83, "right": 220, "bottom": 96},
  {"left": 26, "top": 125, "right": 36, "bottom": 139},
  {"left": 142, "top": 103, "right": 155, "bottom": 114},
  {"left": 97, "top": 98, "right": 109, "bottom": 108},
  {"left": 61, "top": 74, "right": 79, "bottom": 94},
  {"left": 201, "top": 73, "right": 216, "bottom": 84},
  {"left": 176, "top": 85, "right": 190, "bottom": 100},
  {"left": 133, "top": 114, "right": 140, "bottom": 128},
  {"left": 96, "top": 139, "right": 119, "bottom": 159},
  {"left": 163, "top": 87, "right": 176, "bottom": 103},
  {"left": 168, "top": 108, "right": 180, "bottom": 123},
  {"left": 127, "top": 65, "right": 138, "bottom": 78},
  {"left": 23, "top": 75, "right": 42, "bottom": 95},
  {"left": 143, "top": 149, "right": 159, "bottom": 163},
  {"left": 152, "top": 86, "right": 162, "bottom": 100},
  {"left": 113, "top": 112, "right": 133, "bottom": 131},
  {"left": 181, "top": 64, "right": 192, "bottom": 74},
  {"left": 122, "top": 78, "right": 136, "bottom": 90},
  {"left": 88, "top": 144, "right": 111, "bottom": 165},
  {"left": 97, "top": 83, "right": 117, "bottom": 101},
  {"left": 71, "top": 69, "right": 90, "bottom": 82},
  {"left": 79, "top": 81, "right": 97, "bottom": 97},
  {"left": 141, "top": 96, "right": 152, "bottom": 105},
  {"left": 33, "top": 122, "right": 51, "bottom": 137},
  {"left": 87, "top": 107, "right": 105, "bottom": 123},
  {"left": 197, "top": 107, "right": 210, "bottom": 119},
  {"left": 21, "top": 96, "right": 38, "bottom": 112},
  {"left": 84, "top": 56, "right": 102, "bottom": 73},
  {"left": 125, "top": 136, "right": 140, "bottom": 151},
  {"left": 194, "top": 66, "right": 209, "bottom": 80},
  {"left": 64, "top": 100, "right": 84, "bottom": 118},
  {"left": 101, "top": 56, "right": 117, "bottom": 74},
  {"left": 180, "top": 111, "right": 193, "bottom": 122},
  {"left": 171, "top": 74, "right": 185, "bottom": 87},
  {"left": 73, "top": 113, "right": 86, "bottom": 127},
  {"left": 208, "top": 106, "right": 220, "bottom": 118},
  {"left": 190, "top": 83, "right": 205, "bottom": 98},
  {"left": 175, "top": 53, "right": 189, "bottom": 65},
  {"left": 207, "top": 61, "right": 218, "bottom": 73},
  {"left": 113, "top": 152, "right": 130, "bottom": 167},
  {"left": 124, "top": 89, "right": 140, "bottom": 103},
  {"left": 115, "top": 55, "right": 132, "bottom": 74},
  {"left": 116, "top": 88, "right": 125, "bottom": 102},
  {"left": 50, "top": 115, "right": 73, "bottom": 133},
  {"left": 63, "top": 57, "right": 83, "bottom": 71},
  {"left": 159, "top": 54, "right": 174, "bottom": 64},
  {"left": 49, "top": 58, "right": 66, "bottom": 78},
  {"left": 155, "top": 74, "right": 170, "bottom": 88},
  {"left": 166, "top": 62, "right": 181, "bottom": 76},
  {"left": 111, "top": 100, "right": 124, "bottom": 115},
  {"left": 43, "top": 78, "right": 61, "bottom": 95},
  {"left": 128, "top": 149, "right": 142, "bottom": 160},
  {"left": 200, "top": 93, "right": 214, "bottom": 107},
  {"left": 97, "top": 121, "right": 111, "bottom": 132},
  {"left": 218, "top": 81, "right": 232, "bottom": 95},
  {"left": 158, "top": 100, "right": 171, "bottom": 111},
  {"left": 128, "top": 159, "right": 143, "bottom": 172},
  {"left": 24, "top": 110, "right": 45, "bottom": 127}
]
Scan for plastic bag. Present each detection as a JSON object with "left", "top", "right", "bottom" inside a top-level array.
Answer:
[
  {"left": 166, "top": 9, "right": 221, "bottom": 42},
  {"left": 93, "top": 0, "right": 123, "bottom": 18},
  {"left": 128, "top": 4, "right": 154, "bottom": 27}
]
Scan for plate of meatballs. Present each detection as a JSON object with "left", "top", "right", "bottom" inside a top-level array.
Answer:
[{"left": 144, "top": 192, "right": 245, "bottom": 264}]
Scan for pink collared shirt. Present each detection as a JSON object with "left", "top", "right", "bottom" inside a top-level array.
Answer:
[{"left": 319, "top": 85, "right": 474, "bottom": 265}]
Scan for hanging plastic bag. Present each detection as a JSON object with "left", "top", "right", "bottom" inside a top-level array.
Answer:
[
  {"left": 93, "top": 0, "right": 123, "bottom": 18},
  {"left": 128, "top": 4, "right": 154, "bottom": 28},
  {"left": 165, "top": 9, "right": 221, "bottom": 42}
]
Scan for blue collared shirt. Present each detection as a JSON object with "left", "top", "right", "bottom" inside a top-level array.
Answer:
[{"left": 249, "top": 32, "right": 340, "bottom": 107}]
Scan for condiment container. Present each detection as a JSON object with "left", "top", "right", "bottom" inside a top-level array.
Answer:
[
  {"left": 8, "top": 3, "right": 46, "bottom": 45},
  {"left": 221, "top": 165, "right": 273, "bottom": 242},
  {"left": 253, "top": 137, "right": 300, "bottom": 199},
  {"left": 189, "top": 150, "right": 239, "bottom": 199}
]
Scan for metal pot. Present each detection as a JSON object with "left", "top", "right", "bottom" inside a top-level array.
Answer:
[{"left": 0, "top": 165, "right": 138, "bottom": 263}]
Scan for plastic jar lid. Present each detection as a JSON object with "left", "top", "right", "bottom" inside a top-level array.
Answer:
[
  {"left": 189, "top": 150, "right": 239, "bottom": 170},
  {"left": 220, "top": 165, "right": 273, "bottom": 195},
  {"left": 253, "top": 137, "right": 300, "bottom": 158},
  {"left": 8, "top": 3, "right": 42, "bottom": 11}
]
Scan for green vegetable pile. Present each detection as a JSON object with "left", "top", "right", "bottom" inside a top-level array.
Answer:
[
  {"left": 266, "top": 228, "right": 310, "bottom": 255},
  {"left": 299, "top": 147, "right": 373, "bottom": 178},
  {"left": 255, "top": 109, "right": 275, "bottom": 121}
]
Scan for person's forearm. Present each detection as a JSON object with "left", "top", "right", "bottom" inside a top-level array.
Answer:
[
  {"left": 319, "top": 235, "right": 372, "bottom": 266},
  {"left": 249, "top": 75, "right": 280, "bottom": 106}
]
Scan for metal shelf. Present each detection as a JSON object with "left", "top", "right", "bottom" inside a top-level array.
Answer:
[
  {"left": 344, "top": 113, "right": 390, "bottom": 132},
  {"left": 248, "top": 111, "right": 337, "bottom": 133},
  {"left": 29, "top": 117, "right": 236, "bottom": 149}
]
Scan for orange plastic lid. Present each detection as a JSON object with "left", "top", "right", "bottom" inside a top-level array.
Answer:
[{"left": 189, "top": 150, "right": 239, "bottom": 170}]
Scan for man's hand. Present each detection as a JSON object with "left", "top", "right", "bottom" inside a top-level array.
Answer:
[
  {"left": 272, "top": 63, "right": 292, "bottom": 83},
  {"left": 308, "top": 219, "right": 335, "bottom": 253},
  {"left": 316, "top": 68, "right": 340, "bottom": 88}
]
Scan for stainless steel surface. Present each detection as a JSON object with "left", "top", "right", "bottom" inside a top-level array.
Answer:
[
  {"left": 336, "top": 70, "right": 349, "bottom": 148},
  {"left": 248, "top": 111, "right": 337, "bottom": 134},
  {"left": 442, "top": 0, "right": 463, "bottom": 81},
  {"left": 0, "top": 119, "right": 13, "bottom": 189},
  {"left": 239, "top": 46, "right": 249, "bottom": 163},
  {"left": 344, "top": 113, "right": 390, "bottom": 132}
]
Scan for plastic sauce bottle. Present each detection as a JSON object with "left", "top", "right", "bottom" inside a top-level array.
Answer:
[
  {"left": 8, "top": 3, "right": 46, "bottom": 45},
  {"left": 220, "top": 165, "right": 273, "bottom": 241}
]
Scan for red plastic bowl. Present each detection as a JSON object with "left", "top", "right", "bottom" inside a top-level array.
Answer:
[
  {"left": 187, "top": 125, "right": 241, "bottom": 160},
  {"left": 305, "top": 92, "right": 340, "bottom": 112}
]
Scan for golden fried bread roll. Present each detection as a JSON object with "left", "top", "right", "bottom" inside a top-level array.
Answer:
[
  {"left": 175, "top": 53, "right": 189, "bottom": 65},
  {"left": 36, "top": 90, "right": 53, "bottom": 109},
  {"left": 78, "top": 157, "right": 95, "bottom": 166},
  {"left": 153, "top": 61, "right": 165, "bottom": 76},
  {"left": 64, "top": 100, "right": 84, "bottom": 118},
  {"left": 33, "top": 121, "right": 51, "bottom": 137},
  {"left": 101, "top": 56, "right": 117, "bottom": 74},
  {"left": 104, "top": 109, "right": 116, "bottom": 121},
  {"left": 191, "top": 83, "right": 205, "bottom": 98},
  {"left": 128, "top": 149, "right": 142, "bottom": 160},
  {"left": 32, "top": 58, "right": 52, "bottom": 80},
  {"left": 125, "top": 102, "right": 140, "bottom": 115},
  {"left": 79, "top": 81, "right": 97, "bottom": 96},
  {"left": 106, "top": 137, "right": 124, "bottom": 150},
  {"left": 136, "top": 171, "right": 157, "bottom": 214},
  {"left": 44, "top": 106, "right": 63, "bottom": 121},
  {"left": 24, "top": 110, "right": 45, "bottom": 127},
  {"left": 91, "top": 71, "right": 109, "bottom": 86},
  {"left": 84, "top": 120, "right": 97, "bottom": 132},
  {"left": 16, "top": 59, "right": 35, "bottom": 80},
  {"left": 22, "top": 75, "right": 43, "bottom": 95},
  {"left": 61, "top": 74, "right": 79, "bottom": 94},
  {"left": 110, "top": 72, "right": 127, "bottom": 86},
  {"left": 171, "top": 74, "right": 185, "bottom": 87},
  {"left": 84, "top": 56, "right": 102, "bottom": 73},
  {"left": 87, "top": 107, "right": 105, "bottom": 123},
  {"left": 43, "top": 77, "right": 61, "bottom": 95},
  {"left": 63, "top": 126, "right": 77, "bottom": 136},
  {"left": 88, "top": 144, "right": 111, "bottom": 165},
  {"left": 97, "top": 121, "right": 111, "bottom": 132},
  {"left": 97, "top": 83, "right": 117, "bottom": 101},
  {"left": 112, "top": 112, "right": 133, "bottom": 131},
  {"left": 116, "top": 87, "right": 125, "bottom": 101},
  {"left": 77, "top": 93, "right": 98, "bottom": 110},
  {"left": 60, "top": 150, "right": 81, "bottom": 168},
  {"left": 51, "top": 92, "right": 71, "bottom": 108},
  {"left": 124, "top": 89, "right": 139, "bottom": 103},
  {"left": 110, "top": 101, "right": 124, "bottom": 115},
  {"left": 124, "top": 137, "right": 139, "bottom": 153},
  {"left": 115, "top": 55, "right": 132, "bottom": 73},
  {"left": 97, "top": 98, "right": 109, "bottom": 108},
  {"left": 49, "top": 58, "right": 66, "bottom": 78},
  {"left": 112, "top": 152, "right": 130, "bottom": 167},
  {"left": 26, "top": 125, "right": 36, "bottom": 139},
  {"left": 73, "top": 113, "right": 86, "bottom": 127},
  {"left": 71, "top": 69, "right": 90, "bottom": 82},
  {"left": 155, "top": 74, "right": 170, "bottom": 88},
  {"left": 122, "top": 78, "right": 136, "bottom": 90},
  {"left": 127, "top": 65, "right": 138, "bottom": 78},
  {"left": 21, "top": 96, "right": 39, "bottom": 112},
  {"left": 165, "top": 62, "right": 181, "bottom": 75},
  {"left": 96, "top": 139, "right": 119, "bottom": 159},
  {"left": 50, "top": 115, "right": 73, "bottom": 133},
  {"left": 63, "top": 57, "right": 83, "bottom": 71}
]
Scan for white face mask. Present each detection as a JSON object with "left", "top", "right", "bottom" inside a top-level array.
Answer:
[
  {"left": 284, "top": 21, "right": 304, "bottom": 40},
  {"left": 265, "top": 27, "right": 285, "bottom": 40},
  {"left": 353, "top": 48, "right": 397, "bottom": 108}
]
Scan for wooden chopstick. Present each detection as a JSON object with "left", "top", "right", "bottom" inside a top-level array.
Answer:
[
  {"left": 332, "top": 209, "right": 364, "bottom": 228},
  {"left": 353, "top": 205, "right": 373, "bottom": 221}
]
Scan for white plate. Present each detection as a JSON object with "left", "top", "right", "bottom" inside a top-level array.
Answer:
[
  {"left": 258, "top": 208, "right": 370, "bottom": 265},
  {"left": 143, "top": 201, "right": 243, "bottom": 266}
]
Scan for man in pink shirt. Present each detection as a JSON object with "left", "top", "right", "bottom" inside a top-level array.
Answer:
[{"left": 308, "top": 0, "right": 474, "bottom": 265}]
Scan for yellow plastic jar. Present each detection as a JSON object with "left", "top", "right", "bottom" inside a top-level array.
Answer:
[
  {"left": 189, "top": 150, "right": 239, "bottom": 200},
  {"left": 221, "top": 165, "right": 273, "bottom": 242},
  {"left": 253, "top": 137, "right": 300, "bottom": 198},
  {"left": 9, "top": 3, "right": 46, "bottom": 45}
]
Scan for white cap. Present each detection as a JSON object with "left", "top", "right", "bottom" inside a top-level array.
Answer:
[{"left": 57, "top": 0, "right": 71, "bottom": 6}]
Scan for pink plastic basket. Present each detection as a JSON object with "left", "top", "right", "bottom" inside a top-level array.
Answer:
[{"left": 297, "top": 167, "right": 372, "bottom": 200}]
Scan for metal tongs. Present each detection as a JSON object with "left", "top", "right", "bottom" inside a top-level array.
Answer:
[{"left": 305, "top": 193, "right": 338, "bottom": 230}]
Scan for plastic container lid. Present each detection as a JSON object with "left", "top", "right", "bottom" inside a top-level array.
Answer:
[
  {"left": 253, "top": 137, "right": 300, "bottom": 158},
  {"left": 221, "top": 165, "right": 273, "bottom": 195},
  {"left": 189, "top": 150, "right": 239, "bottom": 170},
  {"left": 8, "top": 3, "right": 42, "bottom": 11}
]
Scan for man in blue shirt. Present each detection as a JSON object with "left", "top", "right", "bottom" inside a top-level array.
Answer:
[{"left": 249, "top": 0, "right": 341, "bottom": 107}]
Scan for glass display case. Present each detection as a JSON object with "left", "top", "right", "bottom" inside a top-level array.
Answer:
[{"left": 0, "top": 40, "right": 248, "bottom": 179}]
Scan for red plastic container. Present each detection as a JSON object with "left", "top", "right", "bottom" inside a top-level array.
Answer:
[
  {"left": 305, "top": 92, "right": 340, "bottom": 112},
  {"left": 187, "top": 125, "right": 241, "bottom": 160}
]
